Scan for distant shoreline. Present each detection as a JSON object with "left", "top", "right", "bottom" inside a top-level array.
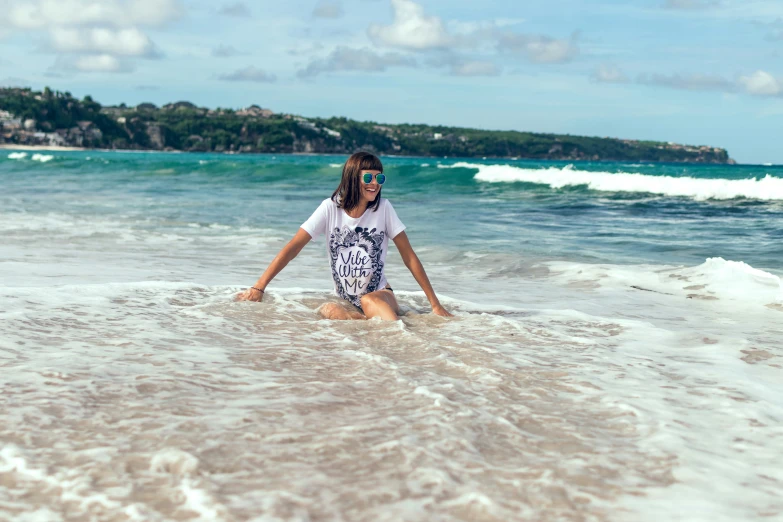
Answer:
[
  {"left": 0, "top": 144, "right": 84, "bottom": 151},
  {"left": 1, "top": 87, "right": 734, "bottom": 164},
  {"left": 0, "top": 143, "right": 766, "bottom": 166}
]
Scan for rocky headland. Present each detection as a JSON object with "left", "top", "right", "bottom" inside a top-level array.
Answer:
[{"left": 0, "top": 87, "right": 734, "bottom": 164}]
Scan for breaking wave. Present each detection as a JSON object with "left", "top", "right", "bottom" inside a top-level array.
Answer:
[
  {"left": 547, "top": 257, "right": 783, "bottom": 307},
  {"left": 6, "top": 152, "right": 55, "bottom": 162},
  {"left": 443, "top": 162, "right": 783, "bottom": 201}
]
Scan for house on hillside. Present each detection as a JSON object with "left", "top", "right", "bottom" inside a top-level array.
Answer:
[{"left": 237, "top": 105, "right": 274, "bottom": 118}]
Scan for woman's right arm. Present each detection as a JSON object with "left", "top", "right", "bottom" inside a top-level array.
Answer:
[{"left": 235, "top": 228, "right": 313, "bottom": 302}]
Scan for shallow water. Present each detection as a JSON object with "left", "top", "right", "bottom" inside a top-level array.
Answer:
[{"left": 1, "top": 151, "right": 781, "bottom": 521}]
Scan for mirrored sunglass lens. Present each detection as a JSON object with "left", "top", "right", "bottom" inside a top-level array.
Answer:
[
  {"left": 362, "top": 173, "right": 373, "bottom": 183},
  {"left": 376, "top": 174, "right": 386, "bottom": 185}
]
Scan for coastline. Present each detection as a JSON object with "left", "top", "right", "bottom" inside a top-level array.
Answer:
[
  {"left": 0, "top": 87, "right": 734, "bottom": 164},
  {"left": 0, "top": 144, "right": 750, "bottom": 165},
  {"left": 0, "top": 144, "right": 85, "bottom": 152}
]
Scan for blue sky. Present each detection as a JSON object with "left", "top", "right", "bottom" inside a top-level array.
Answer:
[{"left": 1, "top": 0, "right": 782, "bottom": 163}]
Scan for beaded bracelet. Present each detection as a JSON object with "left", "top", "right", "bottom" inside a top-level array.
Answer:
[{"left": 251, "top": 287, "right": 265, "bottom": 293}]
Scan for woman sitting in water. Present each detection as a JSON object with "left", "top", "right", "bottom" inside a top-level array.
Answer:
[{"left": 236, "top": 151, "right": 452, "bottom": 320}]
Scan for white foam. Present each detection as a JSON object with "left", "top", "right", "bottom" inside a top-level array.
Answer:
[
  {"left": 680, "top": 258, "right": 782, "bottom": 303},
  {"left": 1, "top": 269, "right": 781, "bottom": 521},
  {"left": 8, "top": 152, "right": 27, "bottom": 159},
  {"left": 442, "top": 162, "right": 783, "bottom": 201},
  {"left": 11, "top": 508, "right": 65, "bottom": 522},
  {"left": 329, "top": 163, "right": 343, "bottom": 168},
  {"left": 31, "top": 153, "right": 54, "bottom": 162},
  {"left": 547, "top": 257, "right": 783, "bottom": 307},
  {"left": 0, "top": 445, "right": 127, "bottom": 518},
  {"left": 150, "top": 449, "right": 199, "bottom": 476}
]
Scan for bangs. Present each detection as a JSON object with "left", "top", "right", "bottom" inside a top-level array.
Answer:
[{"left": 357, "top": 155, "right": 383, "bottom": 173}]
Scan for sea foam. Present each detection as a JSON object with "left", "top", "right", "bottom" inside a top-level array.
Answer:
[
  {"left": 6, "top": 152, "right": 55, "bottom": 162},
  {"left": 443, "top": 162, "right": 783, "bottom": 201},
  {"left": 547, "top": 257, "right": 783, "bottom": 306}
]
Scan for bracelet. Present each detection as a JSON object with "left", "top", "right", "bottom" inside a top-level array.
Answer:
[{"left": 251, "top": 287, "right": 265, "bottom": 293}]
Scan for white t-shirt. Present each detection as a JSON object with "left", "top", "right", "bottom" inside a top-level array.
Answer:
[{"left": 301, "top": 197, "right": 406, "bottom": 308}]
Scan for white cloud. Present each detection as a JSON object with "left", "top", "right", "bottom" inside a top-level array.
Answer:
[
  {"left": 443, "top": 20, "right": 523, "bottom": 51},
  {"left": 49, "top": 27, "right": 159, "bottom": 57},
  {"left": 218, "top": 66, "right": 277, "bottom": 82},
  {"left": 595, "top": 67, "right": 783, "bottom": 98},
  {"left": 738, "top": 70, "right": 782, "bottom": 96},
  {"left": 498, "top": 33, "right": 579, "bottom": 63},
  {"left": 592, "top": 64, "right": 629, "bottom": 83},
  {"left": 298, "top": 46, "right": 417, "bottom": 77},
  {"left": 0, "top": 0, "right": 182, "bottom": 75},
  {"left": 313, "top": 1, "right": 343, "bottom": 19},
  {"left": 51, "top": 54, "right": 134, "bottom": 73},
  {"left": 6, "top": 0, "right": 183, "bottom": 29},
  {"left": 364, "top": 0, "right": 578, "bottom": 74},
  {"left": 368, "top": 0, "right": 451, "bottom": 50},
  {"left": 75, "top": 54, "right": 126, "bottom": 72}
]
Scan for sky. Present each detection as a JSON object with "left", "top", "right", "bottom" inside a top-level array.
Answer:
[{"left": 1, "top": 0, "right": 782, "bottom": 164}]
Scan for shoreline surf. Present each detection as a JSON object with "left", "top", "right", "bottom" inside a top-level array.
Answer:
[{"left": 1, "top": 151, "right": 781, "bottom": 521}]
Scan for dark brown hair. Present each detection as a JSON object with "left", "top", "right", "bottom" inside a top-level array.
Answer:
[{"left": 331, "top": 151, "right": 383, "bottom": 213}]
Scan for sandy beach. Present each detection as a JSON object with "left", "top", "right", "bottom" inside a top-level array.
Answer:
[{"left": 0, "top": 144, "right": 85, "bottom": 151}]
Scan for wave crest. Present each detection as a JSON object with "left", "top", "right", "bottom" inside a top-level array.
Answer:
[
  {"left": 6, "top": 152, "right": 54, "bottom": 162},
  {"left": 446, "top": 162, "right": 783, "bottom": 201}
]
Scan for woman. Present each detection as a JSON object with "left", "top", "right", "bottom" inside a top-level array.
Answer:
[{"left": 236, "top": 151, "right": 452, "bottom": 320}]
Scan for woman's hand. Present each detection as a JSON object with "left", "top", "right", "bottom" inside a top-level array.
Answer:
[
  {"left": 432, "top": 304, "right": 453, "bottom": 317},
  {"left": 235, "top": 288, "right": 264, "bottom": 302}
]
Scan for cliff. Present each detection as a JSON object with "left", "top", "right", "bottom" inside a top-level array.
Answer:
[{"left": 0, "top": 87, "right": 733, "bottom": 164}]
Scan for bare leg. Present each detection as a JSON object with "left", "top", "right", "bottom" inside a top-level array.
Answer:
[
  {"left": 360, "top": 289, "right": 401, "bottom": 321},
  {"left": 319, "top": 302, "right": 365, "bottom": 321}
]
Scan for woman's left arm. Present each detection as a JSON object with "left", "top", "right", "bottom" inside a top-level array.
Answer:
[{"left": 392, "top": 232, "right": 453, "bottom": 317}]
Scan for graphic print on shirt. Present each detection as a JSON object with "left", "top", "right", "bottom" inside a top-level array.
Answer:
[{"left": 329, "top": 226, "right": 385, "bottom": 308}]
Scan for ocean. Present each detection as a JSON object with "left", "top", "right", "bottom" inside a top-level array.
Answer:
[{"left": 1, "top": 150, "right": 781, "bottom": 521}]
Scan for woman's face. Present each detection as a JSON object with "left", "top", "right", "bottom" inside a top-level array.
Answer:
[{"left": 359, "top": 169, "right": 382, "bottom": 205}]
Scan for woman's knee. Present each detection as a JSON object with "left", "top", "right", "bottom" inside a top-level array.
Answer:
[
  {"left": 320, "top": 302, "right": 348, "bottom": 319},
  {"left": 360, "top": 292, "right": 383, "bottom": 309},
  {"left": 360, "top": 291, "right": 399, "bottom": 320},
  {"left": 359, "top": 294, "right": 377, "bottom": 308},
  {"left": 319, "top": 302, "right": 364, "bottom": 320}
]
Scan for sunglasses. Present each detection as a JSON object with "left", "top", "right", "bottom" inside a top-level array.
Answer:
[{"left": 362, "top": 172, "right": 386, "bottom": 185}]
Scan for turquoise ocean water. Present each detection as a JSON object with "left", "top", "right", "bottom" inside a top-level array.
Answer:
[{"left": 1, "top": 150, "right": 782, "bottom": 521}]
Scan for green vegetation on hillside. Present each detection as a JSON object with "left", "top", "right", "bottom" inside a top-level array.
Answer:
[{"left": 0, "top": 87, "right": 732, "bottom": 163}]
